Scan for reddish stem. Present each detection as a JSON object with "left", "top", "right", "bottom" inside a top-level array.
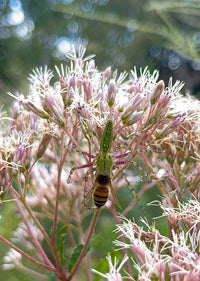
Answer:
[
  {"left": 11, "top": 191, "right": 54, "bottom": 268},
  {"left": 0, "top": 234, "right": 57, "bottom": 273},
  {"left": 10, "top": 185, "right": 67, "bottom": 280},
  {"left": 67, "top": 208, "right": 100, "bottom": 281}
]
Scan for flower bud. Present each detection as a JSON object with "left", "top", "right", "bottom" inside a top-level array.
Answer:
[
  {"left": 0, "top": 163, "right": 8, "bottom": 200},
  {"left": 68, "top": 75, "right": 76, "bottom": 90},
  {"left": 156, "top": 116, "right": 183, "bottom": 139},
  {"left": 151, "top": 80, "right": 165, "bottom": 105},
  {"left": 103, "top": 66, "right": 112, "bottom": 81},
  {"left": 51, "top": 107, "right": 65, "bottom": 128},
  {"left": 167, "top": 213, "right": 182, "bottom": 239},
  {"left": 23, "top": 101, "right": 50, "bottom": 119},
  {"left": 123, "top": 111, "right": 143, "bottom": 126},
  {"left": 107, "top": 79, "right": 116, "bottom": 107},
  {"left": 176, "top": 149, "right": 185, "bottom": 165},
  {"left": 191, "top": 165, "right": 200, "bottom": 192},
  {"left": 83, "top": 81, "right": 92, "bottom": 103},
  {"left": 161, "top": 141, "right": 176, "bottom": 164},
  {"left": 43, "top": 94, "right": 65, "bottom": 127},
  {"left": 37, "top": 133, "right": 52, "bottom": 159},
  {"left": 121, "top": 94, "right": 143, "bottom": 121},
  {"left": 60, "top": 76, "right": 67, "bottom": 89},
  {"left": 127, "top": 86, "right": 134, "bottom": 94},
  {"left": 76, "top": 104, "right": 90, "bottom": 119},
  {"left": 66, "top": 88, "right": 74, "bottom": 107},
  {"left": 150, "top": 93, "right": 171, "bottom": 122},
  {"left": 131, "top": 240, "right": 146, "bottom": 264},
  {"left": 13, "top": 144, "right": 26, "bottom": 166},
  {"left": 64, "top": 76, "right": 75, "bottom": 106},
  {"left": 60, "top": 76, "right": 68, "bottom": 105},
  {"left": 158, "top": 92, "right": 171, "bottom": 109},
  {"left": 87, "top": 59, "right": 95, "bottom": 76}
]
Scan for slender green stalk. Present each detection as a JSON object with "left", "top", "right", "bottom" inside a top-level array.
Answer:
[{"left": 67, "top": 208, "right": 100, "bottom": 281}]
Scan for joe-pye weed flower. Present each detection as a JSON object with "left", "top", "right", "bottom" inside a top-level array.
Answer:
[{"left": 0, "top": 46, "right": 199, "bottom": 280}]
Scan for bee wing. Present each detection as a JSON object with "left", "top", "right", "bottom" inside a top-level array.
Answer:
[
  {"left": 84, "top": 184, "right": 95, "bottom": 208},
  {"left": 86, "top": 185, "right": 95, "bottom": 198},
  {"left": 109, "top": 182, "right": 122, "bottom": 209}
]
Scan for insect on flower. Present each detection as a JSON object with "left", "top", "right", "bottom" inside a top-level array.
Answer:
[
  {"left": 88, "top": 119, "right": 121, "bottom": 208},
  {"left": 68, "top": 119, "right": 144, "bottom": 209}
]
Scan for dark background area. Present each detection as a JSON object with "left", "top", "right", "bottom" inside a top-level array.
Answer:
[{"left": 1, "top": 0, "right": 200, "bottom": 108}]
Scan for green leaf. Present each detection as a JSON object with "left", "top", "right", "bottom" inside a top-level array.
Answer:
[
  {"left": 46, "top": 272, "right": 56, "bottom": 281},
  {"left": 56, "top": 224, "right": 70, "bottom": 267},
  {"left": 68, "top": 244, "right": 84, "bottom": 273},
  {"left": 93, "top": 258, "right": 109, "bottom": 281},
  {"left": 68, "top": 239, "right": 93, "bottom": 273}
]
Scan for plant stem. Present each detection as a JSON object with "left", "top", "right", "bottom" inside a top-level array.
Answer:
[
  {"left": 10, "top": 186, "right": 52, "bottom": 245},
  {"left": 17, "top": 263, "right": 48, "bottom": 281},
  {"left": 52, "top": 156, "right": 63, "bottom": 242},
  {"left": 11, "top": 191, "right": 54, "bottom": 268},
  {"left": 67, "top": 208, "right": 101, "bottom": 281},
  {"left": 10, "top": 186, "right": 67, "bottom": 280},
  {"left": 0, "top": 234, "right": 57, "bottom": 273}
]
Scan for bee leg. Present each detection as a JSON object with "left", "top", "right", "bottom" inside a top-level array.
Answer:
[
  {"left": 83, "top": 170, "right": 90, "bottom": 207},
  {"left": 84, "top": 187, "right": 96, "bottom": 209}
]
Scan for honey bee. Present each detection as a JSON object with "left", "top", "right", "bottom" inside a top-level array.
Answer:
[{"left": 90, "top": 172, "right": 121, "bottom": 209}]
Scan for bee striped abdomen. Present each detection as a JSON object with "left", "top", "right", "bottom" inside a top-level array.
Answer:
[
  {"left": 93, "top": 185, "right": 109, "bottom": 208},
  {"left": 93, "top": 174, "right": 110, "bottom": 208}
]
